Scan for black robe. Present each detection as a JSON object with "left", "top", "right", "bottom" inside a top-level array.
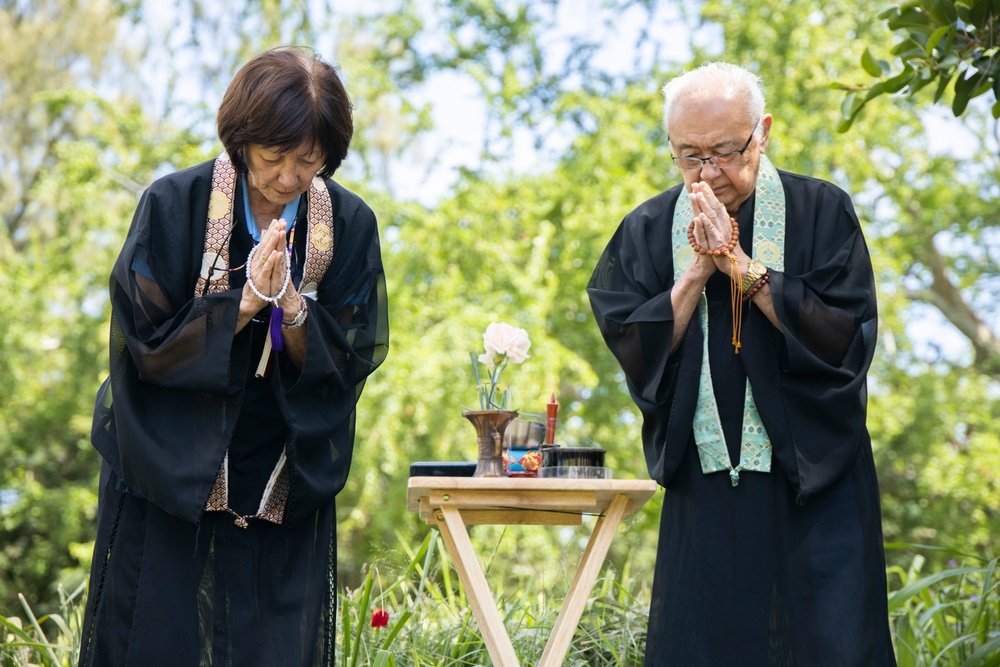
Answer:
[
  {"left": 80, "top": 159, "right": 389, "bottom": 667},
  {"left": 588, "top": 171, "right": 895, "bottom": 666}
]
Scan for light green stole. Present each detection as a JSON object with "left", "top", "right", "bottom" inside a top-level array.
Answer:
[{"left": 670, "top": 155, "right": 785, "bottom": 486}]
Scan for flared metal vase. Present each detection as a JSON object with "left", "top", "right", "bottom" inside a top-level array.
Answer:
[{"left": 462, "top": 409, "right": 518, "bottom": 478}]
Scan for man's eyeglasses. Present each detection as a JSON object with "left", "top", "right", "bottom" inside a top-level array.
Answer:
[{"left": 670, "top": 119, "right": 761, "bottom": 171}]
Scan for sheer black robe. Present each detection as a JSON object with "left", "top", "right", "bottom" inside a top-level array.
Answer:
[
  {"left": 80, "top": 159, "right": 389, "bottom": 667},
  {"left": 588, "top": 171, "right": 895, "bottom": 666}
]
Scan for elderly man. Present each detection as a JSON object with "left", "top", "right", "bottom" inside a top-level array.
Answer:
[{"left": 588, "top": 62, "right": 896, "bottom": 666}]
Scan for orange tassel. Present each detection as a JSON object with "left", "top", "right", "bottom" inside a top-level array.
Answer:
[{"left": 728, "top": 254, "right": 742, "bottom": 354}]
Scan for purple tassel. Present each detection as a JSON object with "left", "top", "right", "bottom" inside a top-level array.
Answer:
[{"left": 269, "top": 307, "right": 284, "bottom": 351}]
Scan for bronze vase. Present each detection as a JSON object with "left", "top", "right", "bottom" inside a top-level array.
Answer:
[{"left": 462, "top": 409, "right": 518, "bottom": 478}]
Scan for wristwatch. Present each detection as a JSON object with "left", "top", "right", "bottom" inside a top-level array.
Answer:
[{"left": 740, "top": 259, "right": 768, "bottom": 294}]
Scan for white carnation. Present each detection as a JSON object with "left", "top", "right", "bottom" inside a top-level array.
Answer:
[{"left": 482, "top": 322, "right": 531, "bottom": 364}]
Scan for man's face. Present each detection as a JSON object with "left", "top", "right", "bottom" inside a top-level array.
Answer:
[{"left": 668, "top": 92, "right": 771, "bottom": 215}]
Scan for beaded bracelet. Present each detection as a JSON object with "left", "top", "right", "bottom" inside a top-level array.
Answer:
[
  {"left": 282, "top": 295, "right": 309, "bottom": 329},
  {"left": 687, "top": 216, "right": 740, "bottom": 256},
  {"left": 742, "top": 273, "right": 771, "bottom": 302}
]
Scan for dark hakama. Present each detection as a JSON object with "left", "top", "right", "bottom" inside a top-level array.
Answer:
[
  {"left": 588, "top": 171, "right": 896, "bottom": 666},
  {"left": 80, "top": 159, "right": 388, "bottom": 667}
]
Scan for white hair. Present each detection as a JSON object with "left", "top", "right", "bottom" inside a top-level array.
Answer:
[{"left": 662, "top": 62, "right": 766, "bottom": 138}]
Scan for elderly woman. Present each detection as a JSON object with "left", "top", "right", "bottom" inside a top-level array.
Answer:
[
  {"left": 588, "top": 62, "right": 895, "bottom": 666},
  {"left": 80, "top": 47, "right": 388, "bottom": 667}
]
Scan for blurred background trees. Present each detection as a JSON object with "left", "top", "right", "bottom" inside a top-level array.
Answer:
[{"left": 1, "top": 0, "right": 996, "bottom": 619}]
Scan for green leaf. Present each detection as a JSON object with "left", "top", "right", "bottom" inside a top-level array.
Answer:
[
  {"left": 350, "top": 566, "right": 377, "bottom": 667},
  {"left": 379, "top": 610, "right": 413, "bottom": 651},
  {"left": 925, "top": 24, "right": 952, "bottom": 55},
  {"left": 927, "top": 0, "right": 959, "bottom": 24},
  {"left": 892, "top": 36, "right": 926, "bottom": 56},
  {"left": 933, "top": 71, "right": 953, "bottom": 102},
  {"left": 887, "top": 566, "right": 981, "bottom": 612},
  {"left": 883, "top": 68, "right": 916, "bottom": 93},
  {"left": 940, "top": 53, "right": 961, "bottom": 68},
  {"left": 841, "top": 91, "right": 859, "bottom": 118},
  {"left": 908, "top": 73, "right": 936, "bottom": 94},
  {"left": 969, "top": 0, "right": 995, "bottom": 28},
  {"left": 962, "top": 559, "right": 997, "bottom": 638},
  {"left": 883, "top": 542, "right": 987, "bottom": 561},
  {"left": 953, "top": 68, "right": 978, "bottom": 114},
  {"left": 972, "top": 78, "right": 993, "bottom": 97},
  {"left": 888, "top": 7, "right": 933, "bottom": 30},
  {"left": 862, "top": 47, "right": 883, "bottom": 76},
  {"left": 960, "top": 633, "right": 1000, "bottom": 667},
  {"left": 17, "top": 594, "right": 61, "bottom": 667},
  {"left": 865, "top": 81, "right": 887, "bottom": 102},
  {"left": 992, "top": 98, "right": 1000, "bottom": 117},
  {"left": 974, "top": 54, "right": 1000, "bottom": 78},
  {"left": 0, "top": 616, "right": 34, "bottom": 643}
]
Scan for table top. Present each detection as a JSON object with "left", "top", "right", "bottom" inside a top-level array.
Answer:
[{"left": 406, "top": 475, "right": 659, "bottom": 517}]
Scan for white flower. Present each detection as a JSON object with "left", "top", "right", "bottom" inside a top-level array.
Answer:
[
  {"left": 470, "top": 322, "right": 532, "bottom": 410},
  {"left": 481, "top": 322, "right": 531, "bottom": 365}
]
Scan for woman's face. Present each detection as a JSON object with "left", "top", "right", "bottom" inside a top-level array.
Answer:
[{"left": 244, "top": 142, "right": 325, "bottom": 206}]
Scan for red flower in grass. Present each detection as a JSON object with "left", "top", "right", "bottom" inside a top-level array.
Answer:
[{"left": 371, "top": 608, "right": 389, "bottom": 628}]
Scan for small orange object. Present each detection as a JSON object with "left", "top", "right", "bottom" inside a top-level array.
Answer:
[{"left": 546, "top": 393, "right": 559, "bottom": 445}]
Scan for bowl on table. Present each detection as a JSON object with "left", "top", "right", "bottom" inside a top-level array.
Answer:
[{"left": 538, "top": 445, "right": 612, "bottom": 479}]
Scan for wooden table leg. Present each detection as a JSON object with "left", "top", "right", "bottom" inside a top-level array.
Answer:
[
  {"left": 436, "top": 504, "right": 521, "bottom": 667},
  {"left": 537, "top": 493, "right": 630, "bottom": 667}
]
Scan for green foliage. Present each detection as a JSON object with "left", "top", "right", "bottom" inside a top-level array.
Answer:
[
  {"left": 887, "top": 549, "right": 1000, "bottom": 666},
  {"left": 834, "top": 0, "right": 1000, "bottom": 128},
  {"left": 339, "top": 530, "right": 649, "bottom": 666},
  {"left": 5, "top": 545, "right": 1000, "bottom": 666},
  {"left": 0, "top": 583, "right": 84, "bottom": 667},
  {"left": 872, "top": 366, "right": 1000, "bottom": 565},
  {"left": 3, "top": 0, "right": 1000, "bottom": 647},
  {"left": 0, "top": 1, "right": 210, "bottom": 612}
]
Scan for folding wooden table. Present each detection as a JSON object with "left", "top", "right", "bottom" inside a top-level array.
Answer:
[{"left": 406, "top": 476, "right": 658, "bottom": 666}]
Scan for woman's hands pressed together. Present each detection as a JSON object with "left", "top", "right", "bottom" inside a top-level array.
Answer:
[{"left": 238, "top": 219, "right": 301, "bottom": 327}]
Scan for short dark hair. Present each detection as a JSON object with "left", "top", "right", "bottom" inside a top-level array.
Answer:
[{"left": 217, "top": 46, "right": 353, "bottom": 179}]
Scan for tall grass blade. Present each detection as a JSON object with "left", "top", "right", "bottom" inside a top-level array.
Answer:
[
  {"left": 17, "top": 594, "right": 60, "bottom": 666},
  {"left": 959, "top": 634, "right": 1000, "bottom": 667},
  {"left": 888, "top": 567, "right": 981, "bottom": 612}
]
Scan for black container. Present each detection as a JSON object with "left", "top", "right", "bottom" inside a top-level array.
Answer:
[
  {"left": 409, "top": 461, "right": 478, "bottom": 477},
  {"left": 540, "top": 445, "right": 606, "bottom": 469}
]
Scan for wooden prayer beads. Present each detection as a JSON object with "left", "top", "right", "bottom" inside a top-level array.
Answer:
[{"left": 687, "top": 216, "right": 739, "bottom": 256}]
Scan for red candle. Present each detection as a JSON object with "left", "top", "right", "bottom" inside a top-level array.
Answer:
[{"left": 545, "top": 393, "right": 559, "bottom": 445}]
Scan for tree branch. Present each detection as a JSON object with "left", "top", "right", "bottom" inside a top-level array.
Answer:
[{"left": 911, "top": 215, "right": 1000, "bottom": 373}]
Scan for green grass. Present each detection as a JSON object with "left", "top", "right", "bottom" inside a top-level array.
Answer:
[
  {"left": 339, "top": 531, "right": 647, "bottom": 666},
  {"left": 4, "top": 540, "right": 999, "bottom": 667},
  {"left": 886, "top": 544, "right": 1000, "bottom": 667},
  {"left": 1, "top": 583, "right": 84, "bottom": 667}
]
